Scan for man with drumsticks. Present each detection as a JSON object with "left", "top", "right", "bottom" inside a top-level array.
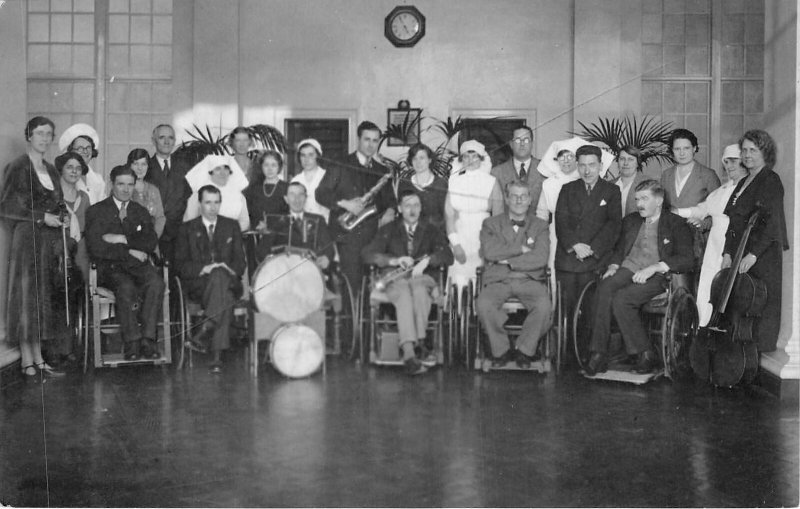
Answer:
[
  {"left": 362, "top": 190, "right": 453, "bottom": 375},
  {"left": 175, "top": 184, "right": 246, "bottom": 373}
]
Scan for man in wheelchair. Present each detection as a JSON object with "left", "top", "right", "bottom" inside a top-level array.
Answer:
[
  {"left": 584, "top": 179, "right": 694, "bottom": 376},
  {"left": 175, "top": 185, "right": 246, "bottom": 373},
  {"left": 85, "top": 166, "right": 164, "bottom": 361},
  {"left": 254, "top": 181, "right": 334, "bottom": 272},
  {"left": 362, "top": 190, "right": 453, "bottom": 375},
  {"left": 476, "top": 180, "right": 551, "bottom": 368}
]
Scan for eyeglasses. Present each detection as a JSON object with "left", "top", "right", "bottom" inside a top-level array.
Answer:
[
  {"left": 513, "top": 137, "right": 532, "bottom": 145},
  {"left": 556, "top": 154, "right": 575, "bottom": 162},
  {"left": 72, "top": 146, "right": 93, "bottom": 154}
]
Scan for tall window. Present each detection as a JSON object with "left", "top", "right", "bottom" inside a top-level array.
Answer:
[
  {"left": 26, "top": 0, "right": 173, "bottom": 173},
  {"left": 640, "top": 0, "right": 764, "bottom": 167}
]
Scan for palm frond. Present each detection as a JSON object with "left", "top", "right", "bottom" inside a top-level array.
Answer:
[
  {"left": 430, "top": 145, "right": 456, "bottom": 178},
  {"left": 428, "top": 115, "right": 468, "bottom": 142},
  {"left": 381, "top": 111, "right": 423, "bottom": 148},
  {"left": 175, "top": 124, "right": 227, "bottom": 166},
  {"left": 571, "top": 114, "right": 675, "bottom": 168},
  {"left": 249, "top": 124, "right": 287, "bottom": 153}
]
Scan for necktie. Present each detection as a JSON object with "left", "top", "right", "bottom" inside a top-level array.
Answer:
[
  {"left": 586, "top": 184, "right": 593, "bottom": 195},
  {"left": 511, "top": 219, "right": 525, "bottom": 228},
  {"left": 118, "top": 202, "right": 127, "bottom": 221},
  {"left": 207, "top": 223, "right": 214, "bottom": 242},
  {"left": 406, "top": 227, "right": 415, "bottom": 254},
  {"left": 163, "top": 159, "right": 170, "bottom": 176},
  {"left": 519, "top": 162, "right": 527, "bottom": 182}
]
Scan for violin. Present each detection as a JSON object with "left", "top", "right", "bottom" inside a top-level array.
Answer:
[{"left": 691, "top": 206, "right": 766, "bottom": 387}]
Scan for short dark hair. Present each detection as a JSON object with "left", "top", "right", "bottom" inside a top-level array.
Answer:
[
  {"left": 669, "top": 128, "right": 698, "bottom": 150},
  {"left": 110, "top": 165, "right": 137, "bottom": 183},
  {"left": 25, "top": 116, "right": 55, "bottom": 140},
  {"left": 357, "top": 121, "right": 381, "bottom": 138},
  {"left": 618, "top": 145, "right": 643, "bottom": 170},
  {"left": 575, "top": 144, "right": 602, "bottom": 162},
  {"left": 512, "top": 125, "right": 534, "bottom": 140},
  {"left": 198, "top": 184, "right": 221, "bottom": 202},
  {"left": 227, "top": 126, "right": 252, "bottom": 146},
  {"left": 634, "top": 179, "right": 665, "bottom": 199},
  {"left": 255, "top": 149, "right": 283, "bottom": 170},
  {"left": 68, "top": 135, "right": 98, "bottom": 159},
  {"left": 504, "top": 179, "right": 530, "bottom": 197},
  {"left": 398, "top": 189, "right": 420, "bottom": 204},
  {"left": 287, "top": 181, "right": 307, "bottom": 194},
  {"left": 55, "top": 151, "right": 89, "bottom": 176},
  {"left": 739, "top": 129, "right": 777, "bottom": 172},
  {"left": 406, "top": 143, "right": 434, "bottom": 167},
  {"left": 126, "top": 148, "right": 150, "bottom": 167}
]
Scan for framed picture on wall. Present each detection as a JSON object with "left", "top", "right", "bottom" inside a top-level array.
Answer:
[{"left": 386, "top": 108, "right": 422, "bottom": 146}]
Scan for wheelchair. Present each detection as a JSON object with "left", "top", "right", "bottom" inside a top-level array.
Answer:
[
  {"left": 456, "top": 267, "right": 562, "bottom": 373},
  {"left": 80, "top": 262, "right": 174, "bottom": 372},
  {"left": 357, "top": 265, "right": 447, "bottom": 367},
  {"left": 570, "top": 271, "right": 698, "bottom": 383}
]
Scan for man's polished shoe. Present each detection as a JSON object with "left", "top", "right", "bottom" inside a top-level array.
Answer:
[
  {"left": 140, "top": 338, "right": 160, "bottom": 359},
  {"left": 514, "top": 350, "right": 533, "bottom": 369},
  {"left": 584, "top": 352, "right": 608, "bottom": 376},
  {"left": 404, "top": 357, "right": 428, "bottom": 376},
  {"left": 124, "top": 340, "right": 140, "bottom": 361},
  {"left": 491, "top": 350, "right": 514, "bottom": 368},
  {"left": 632, "top": 350, "right": 658, "bottom": 374}
]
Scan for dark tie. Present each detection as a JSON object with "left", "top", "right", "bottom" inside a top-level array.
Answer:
[
  {"left": 118, "top": 202, "right": 127, "bottom": 221},
  {"left": 519, "top": 162, "right": 527, "bottom": 182},
  {"left": 406, "top": 227, "right": 415, "bottom": 254},
  {"left": 163, "top": 159, "right": 170, "bottom": 176},
  {"left": 511, "top": 219, "right": 525, "bottom": 228},
  {"left": 586, "top": 184, "right": 593, "bottom": 195},
  {"left": 207, "top": 223, "right": 214, "bottom": 242}
]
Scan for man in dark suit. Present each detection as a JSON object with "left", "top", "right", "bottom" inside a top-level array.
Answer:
[
  {"left": 144, "top": 124, "right": 193, "bottom": 267},
  {"left": 476, "top": 180, "right": 551, "bottom": 368},
  {"left": 255, "top": 181, "right": 334, "bottom": 269},
  {"left": 362, "top": 190, "right": 453, "bottom": 375},
  {"left": 585, "top": 180, "right": 694, "bottom": 375},
  {"left": 491, "top": 126, "right": 544, "bottom": 215},
  {"left": 316, "top": 121, "right": 396, "bottom": 293},
  {"left": 85, "top": 166, "right": 165, "bottom": 361},
  {"left": 555, "top": 144, "right": 622, "bottom": 322},
  {"left": 174, "top": 185, "right": 246, "bottom": 373}
]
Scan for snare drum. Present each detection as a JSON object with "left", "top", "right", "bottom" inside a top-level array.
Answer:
[
  {"left": 251, "top": 252, "right": 324, "bottom": 322},
  {"left": 270, "top": 324, "right": 324, "bottom": 378}
]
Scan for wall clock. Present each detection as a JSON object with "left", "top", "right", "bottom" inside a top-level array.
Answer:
[{"left": 384, "top": 6, "right": 425, "bottom": 48}]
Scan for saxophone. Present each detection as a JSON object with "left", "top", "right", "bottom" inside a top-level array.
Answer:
[{"left": 337, "top": 172, "right": 392, "bottom": 231}]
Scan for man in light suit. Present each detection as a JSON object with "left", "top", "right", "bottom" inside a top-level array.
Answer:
[
  {"left": 362, "top": 190, "right": 453, "bottom": 375},
  {"left": 554, "top": 144, "right": 622, "bottom": 324},
  {"left": 85, "top": 166, "right": 164, "bottom": 361},
  {"left": 175, "top": 185, "right": 246, "bottom": 373},
  {"left": 476, "top": 180, "right": 551, "bottom": 368},
  {"left": 584, "top": 180, "right": 694, "bottom": 375},
  {"left": 491, "top": 126, "right": 544, "bottom": 215},
  {"left": 316, "top": 121, "right": 396, "bottom": 293},
  {"left": 144, "top": 124, "right": 193, "bottom": 267}
]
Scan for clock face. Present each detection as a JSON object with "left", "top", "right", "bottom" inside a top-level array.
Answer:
[
  {"left": 391, "top": 12, "right": 420, "bottom": 41},
  {"left": 385, "top": 6, "right": 425, "bottom": 48}
]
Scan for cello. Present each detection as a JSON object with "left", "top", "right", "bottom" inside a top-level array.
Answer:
[{"left": 691, "top": 206, "right": 767, "bottom": 387}]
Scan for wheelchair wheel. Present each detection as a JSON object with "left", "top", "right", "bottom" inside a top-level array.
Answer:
[
  {"left": 334, "top": 271, "right": 357, "bottom": 361},
  {"left": 78, "top": 285, "right": 90, "bottom": 373},
  {"left": 354, "top": 276, "right": 369, "bottom": 364},
  {"left": 572, "top": 279, "right": 596, "bottom": 370},
  {"left": 463, "top": 281, "right": 479, "bottom": 370},
  {"left": 447, "top": 283, "right": 458, "bottom": 366},
  {"left": 662, "top": 288, "right": 698, "bottom": 380}
]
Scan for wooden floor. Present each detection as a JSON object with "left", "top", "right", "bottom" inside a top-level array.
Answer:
[{"left": 1, "top": 354, "right": 797, "bottom": 507}]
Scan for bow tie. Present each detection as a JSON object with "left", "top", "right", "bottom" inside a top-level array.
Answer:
[{"left": 511, "top": 219, "right": 526, "bottom": 228}]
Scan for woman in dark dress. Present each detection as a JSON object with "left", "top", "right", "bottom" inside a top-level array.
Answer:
[
  {"left": 396, "top": 143, "right": 448, "bottom": 231},
  {"left": 0, "top": 117, "right": 68, "bottom": 377},
  {"left": 722, "top": 129, "right": 789, "bottom": 353},
  {"left": 244, "top": 150, "right": 289, "bottom": 230}
]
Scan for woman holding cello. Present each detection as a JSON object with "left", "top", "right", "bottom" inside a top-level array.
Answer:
[{"left": 721, "top": 129, "right": 789, "bottom": 353}]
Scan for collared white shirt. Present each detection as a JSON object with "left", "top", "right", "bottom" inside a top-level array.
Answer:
[
  {"left": 112, "top": 196, "right": 127, "bottom": 212},
  {"left": 356, "top": 151, "right": 372, "bottom": 167},
  {"left": 513, "top": 157, "right": 533, "bottom": 178},
  {"left": 201, "top": 216, "right": 217, "bottom": 232},
  {"left": 616, "top": 178, "right": 634, "bottom": 216},
  {"left": 156, "top": 155, "right": 171, "bottom": 172},
  {"left": 674, "top": 163, "right": 694, "bottom": 197}
]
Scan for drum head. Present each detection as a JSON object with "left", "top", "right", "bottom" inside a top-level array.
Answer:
[
  {"left": 270, "top": 324, "right": 324, "bottom": 378},
  {"left": 252, "top": 253, "right": 324, "bottom": 321}
]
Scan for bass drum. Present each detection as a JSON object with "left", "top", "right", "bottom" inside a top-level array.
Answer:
[
  {"left": 270, "top": 324, "right": 324, "bottom": 378},
  {"left": 251, "top": 253, "right": 324, "bottom": 322}
]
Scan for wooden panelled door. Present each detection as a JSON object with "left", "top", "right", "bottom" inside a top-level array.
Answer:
[{"left": 285, "top": 119, "right": 350, "bottom": 178}]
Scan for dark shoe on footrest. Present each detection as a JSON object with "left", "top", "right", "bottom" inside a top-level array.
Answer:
[
  {"left": 140, "top": 338, "right": 160, "bottom": 359},
  {"left": 632, "top": 350, "right": 658, "bottom": 374},
  {"left": 404, "top": 358, "right": 428, "bottom": 376},
  {"left": 584, "top": 352, "right": 608, "bottom": 376},
  {"left": 514, "top": 350, "right": 533, "bottom": 369},
  {"left": 491, "top": 350, "right": 514, "bottom": 368},
  {"left": 124, "top": 341, "right": 141, "bottom": 361}
]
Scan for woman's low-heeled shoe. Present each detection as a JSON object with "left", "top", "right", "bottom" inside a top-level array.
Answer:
[{"left": 22, "top": 365, "right": 37, "bottom": 377}]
